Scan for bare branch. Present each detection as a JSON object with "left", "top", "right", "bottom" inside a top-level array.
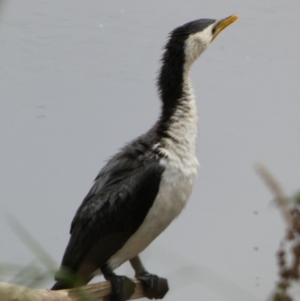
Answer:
[{"left": 0, "top": 278, "right": 145, "bottom": 301}]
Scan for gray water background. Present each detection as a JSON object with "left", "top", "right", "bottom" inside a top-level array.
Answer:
[{"left": 0, "top": 1, "right": 299, "bottom": 300}]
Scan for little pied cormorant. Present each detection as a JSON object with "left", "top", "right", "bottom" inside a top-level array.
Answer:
[{"left": 51, "top": 15, "right": 238, "bottom": 301}]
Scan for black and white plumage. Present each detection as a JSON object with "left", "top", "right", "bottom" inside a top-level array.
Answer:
[{"left": 52, "top": 15, "right": 238, "bottom": 300}]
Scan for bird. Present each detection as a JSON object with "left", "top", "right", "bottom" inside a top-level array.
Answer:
[{"left": 51, "top": 15, "right": 238, "bottom": 301}]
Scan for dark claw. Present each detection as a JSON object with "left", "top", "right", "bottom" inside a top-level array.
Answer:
[
  {"left": 137, "top": 273, "right": 169, "bottom": 299},
  {"left": 110, "top": 276, "right": 135, "bottom": 301}
]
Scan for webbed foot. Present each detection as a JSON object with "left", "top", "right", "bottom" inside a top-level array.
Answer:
[
  {"left": 109, "top": 275, "right": 135, "bottom": 301},
  {"left": 101, "top": 264, "right": 135, "bottom": 301},
  {"left": 137, "top": 272, "right": 169, "bottom": 299}
]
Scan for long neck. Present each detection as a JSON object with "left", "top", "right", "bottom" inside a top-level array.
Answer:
[
  {"left": 156, "top": 46, "right": 198, "bottom": 156},
  {"left": 157, "top": 43, "right": 185, "bottom": 124}
]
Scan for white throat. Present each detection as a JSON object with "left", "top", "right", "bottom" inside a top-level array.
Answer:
[{"left": 184, "top": 23, "right": 214, "bottom": 68}]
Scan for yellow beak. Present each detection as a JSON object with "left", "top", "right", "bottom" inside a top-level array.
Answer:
[{"left": 212, "top": 15, "right": 238, "bottom": 40}]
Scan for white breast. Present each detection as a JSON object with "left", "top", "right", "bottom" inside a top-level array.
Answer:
[{"left": 108, "top": 154, "right": 198, "bottom": 270}]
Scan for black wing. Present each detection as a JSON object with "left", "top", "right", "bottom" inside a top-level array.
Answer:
[{"left": 57, "top": 148, "right": 163, "bottom": 283}]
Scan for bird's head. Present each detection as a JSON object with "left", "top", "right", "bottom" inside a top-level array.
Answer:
[
  {"left": 166, "top": 15, "right": 238, "bottom": 68},
  {"left": 158, "top": 15, "right": 238, "bottom": 105}
]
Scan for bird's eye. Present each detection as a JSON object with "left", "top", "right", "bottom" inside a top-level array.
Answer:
[{"left": 212, "top": 26, "right": 216, "bottom": 34}]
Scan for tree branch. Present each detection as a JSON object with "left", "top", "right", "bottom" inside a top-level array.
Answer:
[{"left": 0, "top": 278, "right": 145, "bottom": 301}]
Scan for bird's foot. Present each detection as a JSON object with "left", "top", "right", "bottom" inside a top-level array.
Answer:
[
  {"left": 137, "top": 272, "right": 169, "bottom": 299},
  {"left": 109, "top": 275, "right": 135, "bottom": 301}
]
